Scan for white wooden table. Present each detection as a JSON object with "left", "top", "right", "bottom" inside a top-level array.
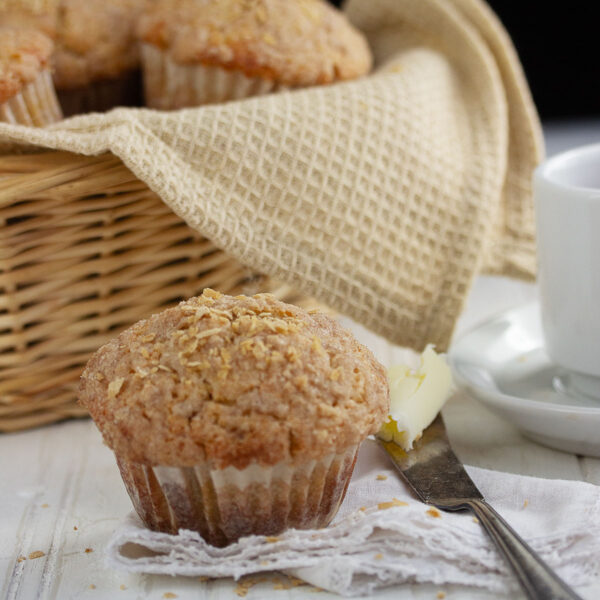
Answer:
[
  {"left": 2, "top": 276, "right": 599, "bottom": 600},
  {"left": 2, "top": 124, "right": 600, "bottom": 600}
]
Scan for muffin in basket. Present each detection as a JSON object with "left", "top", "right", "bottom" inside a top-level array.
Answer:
[
  {"left": 137, "top": 0, "right": 373, "bottom": 109},
  {"left": 1, "top": 0, "right": 148, "bottom": 116},
  {"left": 0, "top": 25, "right": 62, "bottom": 126},
  {"left": 79, "top": 289, "right": 389, "bottom": 546},
  {"left": 51, "top": 0, "right": 148, "bottom": 116},
  {"left": 0, "top": 3, "right": 57, "bottom": 39}
]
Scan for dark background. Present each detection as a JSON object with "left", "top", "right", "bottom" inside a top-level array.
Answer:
[
  {"left": 486, "top": 2, "right": 598, "bottom": 120},
  {"left": 329, "top": 1, "right": 599, "bottom": 121}
]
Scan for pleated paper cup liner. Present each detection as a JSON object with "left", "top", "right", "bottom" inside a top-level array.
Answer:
[
  {"left": 115, "top": 444, "right": 359, "bottom": 547},
  {"left": 0, "top": 69, "right": 62, "bottom": 126},
  {"left": 141, "top": 43, "right": 287, "bottom": 110}
]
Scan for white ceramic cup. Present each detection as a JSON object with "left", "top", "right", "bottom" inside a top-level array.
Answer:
[{"left": 534, "top": 143, "right": 600, "bottom": 400}]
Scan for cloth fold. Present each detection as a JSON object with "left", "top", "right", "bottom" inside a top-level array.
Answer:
[
  {"left": 106, "top": 439, "right": 600, "bottom": 597},
  {"left": 0, "top": 0, "right": 543, "bottom": 350}
]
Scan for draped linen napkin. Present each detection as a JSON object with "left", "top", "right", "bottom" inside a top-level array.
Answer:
[
  {"left": 105, "top": 439, "right": 600, "bottom": 596},
  {"left": 0, "top": 0, "right": 543, "bottom": 351}
]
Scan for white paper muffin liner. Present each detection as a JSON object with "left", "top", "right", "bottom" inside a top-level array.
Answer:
[
  {"left": 141, "top": 43, "right": 288, "bottom": 109},
  {"left": 0, "top": 69, "right": 62, "bottom": 126},
  {"left": 116, "top": 444, "right": 359, "bottom": 547}
]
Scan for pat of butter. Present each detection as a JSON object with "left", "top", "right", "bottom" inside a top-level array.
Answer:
[{"left": 377, "top": 345, "right": 454, "bottom": 451}]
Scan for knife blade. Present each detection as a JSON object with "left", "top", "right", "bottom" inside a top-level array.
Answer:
[{"left": 378, "top": 413, "right": 582, "bottom": 600}]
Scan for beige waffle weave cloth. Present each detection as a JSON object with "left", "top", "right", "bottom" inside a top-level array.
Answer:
[{"left": 0, "top": 0, "right": 543, "bottom": 351}]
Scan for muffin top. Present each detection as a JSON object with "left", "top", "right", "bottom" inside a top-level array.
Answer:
[
  {"left": 52, "top": 0, "right": 148, "bottom": 89},
  {"left": 79, "top": 290, "right": 389, "bottom": 469},
  {"left": 138, "top": 0, "right": 372, "bottom": 86},
  {"left": 0, "top": 6, "right": 57, "bottom": 39},
  {"left": 0, "top": 26, "right": 54, "bottom": 104},
  {"left": 1, "top": 0, "right": 147, "bottom": 89}
]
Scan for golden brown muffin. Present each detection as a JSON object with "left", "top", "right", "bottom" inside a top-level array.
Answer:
[
  {"left": 38, "top": 0, "right": 147, "bottom": 115},
  {"left": 0, "top": 3, "right": 58, "bottom": 39},
  {"left": 52, "top": 0, "right": 146, "bottom": 90},
  {"left": 0, "top": 25, "right": 62, "bottom": 125},
  {"left": 80, "top": 289, "right": 388, "bottom": 545},
  {"left": 1, "top": 0, "right": 147, "bottom": 115},
  {"left": 137, "top": 0, "right": 373, "bottom": 108}
]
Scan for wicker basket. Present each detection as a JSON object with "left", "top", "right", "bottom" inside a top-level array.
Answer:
[{"left": 0, "top": 151, "right": 314, "bottom": 432}]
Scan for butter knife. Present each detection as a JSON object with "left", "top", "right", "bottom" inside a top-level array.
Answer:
[{"left": 378, "top": 414, "right": 583, "bottom": 600}]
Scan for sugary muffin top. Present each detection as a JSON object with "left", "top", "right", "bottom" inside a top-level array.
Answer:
[
  {"left": 0, "top": 26, "right": 54, "bottom": 103},
  {"left": 79, "top": 290, "right": 389, "bottom": 469},
  {"left": 1, "top": 0, "right": 147, "bottom": 88},
  {"left": 137, "top": 0, "right": 372, "bottom": 86},
  {"left": 0, "top": 6, "right": 57, "bottom": 39},
  {"left": 52, "top": 0, "right": 148, "bottom": 89}
]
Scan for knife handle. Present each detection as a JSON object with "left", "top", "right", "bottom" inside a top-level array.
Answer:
[{"left": 464, "top": 499, "right": 583, "bottom": 600}]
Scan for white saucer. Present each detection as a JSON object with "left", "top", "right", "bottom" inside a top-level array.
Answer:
[{"left": 448, "top": 302, "right": 600, "bottom": 457}]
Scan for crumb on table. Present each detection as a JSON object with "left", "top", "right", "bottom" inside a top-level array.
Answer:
[
  {"left": 270, "top": 574, "right": 307, "bottom": 590},
  {"left": 28, "top": 551, "right": 45, "bottom": 560},
  {"left": 426, "top": 507, "right": 441, "bottom": 518},
  {"left": 273, "top": 581, "right": 290, "bottom": 591},
  {"left": 235, "top": 576, "right": 265, "bottom": 597},
  {"left": 377, "top": 498, "right": 408, "bottom": 510}
]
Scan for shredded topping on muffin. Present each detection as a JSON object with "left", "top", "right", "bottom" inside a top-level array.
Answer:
[{"left": 79, "top": 290, "right": 389, "bottom": 469}]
